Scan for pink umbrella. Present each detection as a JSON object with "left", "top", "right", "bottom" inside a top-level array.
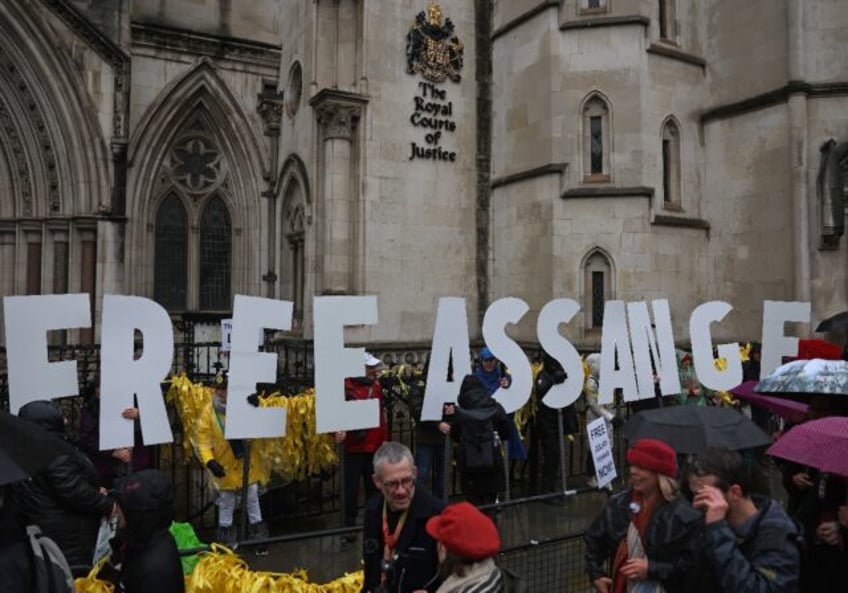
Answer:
[
  {"left": 730, "top": 381, "right": 809, "bottom": 424},
  {"left": 766, "top": 417, "right": 848, "bottom": 477}
]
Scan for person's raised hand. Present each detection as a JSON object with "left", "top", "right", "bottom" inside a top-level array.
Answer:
[
  {"left": 111, "top": 448, "right": 132, "bottom": 464},
  {"left": 791, "top": 472, "right": 814, "bottom": 489},
  {"left": 692, "top": 484, "right": 728, "bottom": 525},
  {"left": 121, "top": 407, "right": 139, "bottom": 420}
]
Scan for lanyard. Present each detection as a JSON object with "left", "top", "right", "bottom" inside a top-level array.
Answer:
[{"left": 381, "top": 501, "right": 409, "bottom": 582}]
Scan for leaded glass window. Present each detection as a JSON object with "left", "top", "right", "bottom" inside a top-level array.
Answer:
[
  {"left": 582, "top": 94, "right": 610, "bottom": 180},
  {"left": 154, "top": 194, "right": 188, "bottom": 310},
  {"left": 199, "top": 196, "right": 231, "bottom": 311}
]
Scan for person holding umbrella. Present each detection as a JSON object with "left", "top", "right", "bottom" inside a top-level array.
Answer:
[
  {"left": 767, "top": 415, "right": 848, "bottom": 591},
  {"left": 585, "top": 438, "right": 702, "bottom": 593},
  {"left": 685, "top": 447, "right": 800, "bottom": 593}
]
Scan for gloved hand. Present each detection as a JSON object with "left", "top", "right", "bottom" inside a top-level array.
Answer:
[
  {"left": 206, "top": 459, "right": 226, "bottom": 478},
  {"left": 611, "top": 416, "right": 625, "bottom": 429},
  {"left": 246, "top": 393, "right": 260, "bottom": 407}
]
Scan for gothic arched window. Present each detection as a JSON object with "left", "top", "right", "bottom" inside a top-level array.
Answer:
[
  {"left": 154, "top": 194, "right": 188, "bottom": 311},
  {"left": 282, "top": 178, "right": 306, "bottom": 324},
  {"left": 583, "top": 249, "right": 614, "bottom": 330},
  {"left": 582, "top": 94, "right": 611, "bottom": 181},
  {"left": 151, "top": 116, "right": 234, "bottom": 313}
]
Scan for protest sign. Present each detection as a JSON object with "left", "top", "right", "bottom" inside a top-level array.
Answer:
[
  {"left": 2, "top": 293, "right": 812, "bottom": 446},
  {"left": 587, "top": 416, "right": 617, "bottom": 489}
]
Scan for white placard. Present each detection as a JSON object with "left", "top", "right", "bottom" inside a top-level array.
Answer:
[
  {"left": 690, "top": 301, "right": 743, "bottom": 391},
  {"left": 587, "top": 416, "right": 617, "bottom": 489},
  {"left": 482, "top": 297, "right": 533, "bottom": 414},
  {"left": 761, "top": 300, "right": 810, "bottom": 378},
  {"left": 100, "top": 295, "right": 174, "bottom": 448},
  {"left": 599, "top": 301, "right": 638, "bottom": 404},
  {"left": 627, "top": 300, "right": 681, "bottom": 397},
  {"left": 4, "top": 294, "right": 91, "bottom": 413},
  {"left": 224, "top": 296, "right": 290, "bottom": 440},
  {"left": 536, "top": 298, "right": 583, "bottom": 408},
  {"left": 313, "top": 295, "right": 380, "bottom": 433},
  {"left": 422, "top": 297, "right": 472, "bottom": 421},
  {"left": 220, "top": 319, "right": 233, "bottom": 352}
]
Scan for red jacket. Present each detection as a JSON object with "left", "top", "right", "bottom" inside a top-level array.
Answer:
[{"left": 343, "top": 377, "right": 388, "bottom": 453}]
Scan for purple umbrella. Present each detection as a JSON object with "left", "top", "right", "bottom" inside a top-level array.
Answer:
[
  {"left": 767, "top": 417, "right": 848, "bottom": 477},
  {"left": 730, "top": 381, "right": 809, "bottom": 424}
]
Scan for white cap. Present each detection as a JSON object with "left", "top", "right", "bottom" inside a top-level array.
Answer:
[{"left": 364, "top": 352, "right": 381, "bottom": 367}]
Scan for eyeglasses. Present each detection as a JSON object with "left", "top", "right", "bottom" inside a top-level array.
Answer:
[{"left": 382, "top": 476, "right": 415, "bottom": 492}]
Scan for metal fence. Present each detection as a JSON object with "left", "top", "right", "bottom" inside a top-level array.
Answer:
[
  {"left": 0, "top": 336, "right": 630, "bottom": 534},
  {"left": 498, "top": 533, "right": 589, "bottom": 593}
]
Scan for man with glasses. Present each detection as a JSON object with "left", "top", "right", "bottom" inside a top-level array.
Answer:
[{"left": 362, "top": 442, "right": 444, "bottom": 593}]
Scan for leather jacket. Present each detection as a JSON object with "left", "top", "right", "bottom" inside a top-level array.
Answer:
[{"left": 584, "top": 490, "right": 703, "bottom": 593}]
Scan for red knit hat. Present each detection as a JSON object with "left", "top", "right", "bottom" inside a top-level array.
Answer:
[
  {"left": 626, "top": 438, "right": 677, "bottom": 478},
  {"left": 425, "top": 502, "right": 500, "bottom": 560}
]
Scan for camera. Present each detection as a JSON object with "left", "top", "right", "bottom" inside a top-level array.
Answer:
[{"left": 380, "top": 552, "right": 398, "bottom": 575}]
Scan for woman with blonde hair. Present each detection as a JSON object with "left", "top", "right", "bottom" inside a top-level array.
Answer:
[{"left": 584, "top": 439, "right": 702, "bottom": 593}]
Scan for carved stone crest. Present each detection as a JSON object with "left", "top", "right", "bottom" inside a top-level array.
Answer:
[{"left": 406, "top": 1, "right": 464, "bottom": 83}]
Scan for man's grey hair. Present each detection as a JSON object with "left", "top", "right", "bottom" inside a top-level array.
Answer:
[{"left": 373, "top": 441, "right": 415, "bottom": 477}]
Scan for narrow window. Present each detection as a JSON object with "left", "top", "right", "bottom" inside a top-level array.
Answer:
[
  {"left": 590, "top": 116, "right": 603, "bottom": 174},
  {"left": 584, "top": 251, "right": 613, "bottom": 331},
  {"left": 199, "top": 196, "right": 231, "bottom": 311},
  {"left": 661, "top": 119, "right": 681, "bottom": 208},
  {"left": 154, "top": 194, "right": 188, "bottom": 310},
  {"left": 588, "top": 0, "right": 601, "bottom": 8},
  {"left": 591, "top": 271, "right": 605, "bottom": 328},
  {"left": 582, "top": 95, "right": 611, "bottom": 181},
  {"left": 659, "top": 0, "right": 676, "bottom": 41}
]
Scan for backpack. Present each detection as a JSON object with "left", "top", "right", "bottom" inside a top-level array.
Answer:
[
  {"left": 26, "top": 525, "right": 75, "bottom": 593},
  {"left": 458, "top": 408, "right": 499, "bottom": 473}
]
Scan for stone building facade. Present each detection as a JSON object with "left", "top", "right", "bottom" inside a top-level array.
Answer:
[{"left": 1, "top": 0, "right": 847, "bottom": 357}]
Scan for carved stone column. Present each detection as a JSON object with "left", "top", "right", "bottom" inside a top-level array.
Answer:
[
  {"left": 310, "top": 89, "right": 367, "bottom": 294},
  {"left": 258, "top": 87, "right": 285, "bottom": 298}
]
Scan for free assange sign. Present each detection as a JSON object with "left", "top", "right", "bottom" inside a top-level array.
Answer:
[{"left": 3, "top": 294, "right": 810, "bottom": 451}]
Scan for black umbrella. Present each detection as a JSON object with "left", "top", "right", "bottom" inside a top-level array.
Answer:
[
  {"left": 0, "top": 410, "right": 65, "bottom": 486},
  {"left": 815, "top": 311, "right": 848, "bottom": 333},
  {"left": 622, "top": 405, "right": 772, "bottom": 455}
]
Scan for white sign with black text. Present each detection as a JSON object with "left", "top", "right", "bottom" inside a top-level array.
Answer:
[{"left": 587, "top": 416, "right": 617, "bottom": 489}]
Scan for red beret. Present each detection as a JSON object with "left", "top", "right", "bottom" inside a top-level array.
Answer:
[
  {"left": 425, "top": 502, "right": 500, "bottom": 561},
  {"left": 626, "top": 438, "right": 677, "bottom": 478}
]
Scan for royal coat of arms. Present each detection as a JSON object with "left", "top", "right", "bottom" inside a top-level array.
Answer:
[{"left": 406, "top": 1, "right": 464, "bottom": 83}]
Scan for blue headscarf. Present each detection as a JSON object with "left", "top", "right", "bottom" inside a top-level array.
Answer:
[{"left": 475, "top": 348, "right": 502, "bottom": 395}]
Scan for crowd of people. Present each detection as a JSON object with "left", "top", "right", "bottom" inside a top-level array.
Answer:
[{"left": 2, "top": 342, "right": 848, "bottom": 593}]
